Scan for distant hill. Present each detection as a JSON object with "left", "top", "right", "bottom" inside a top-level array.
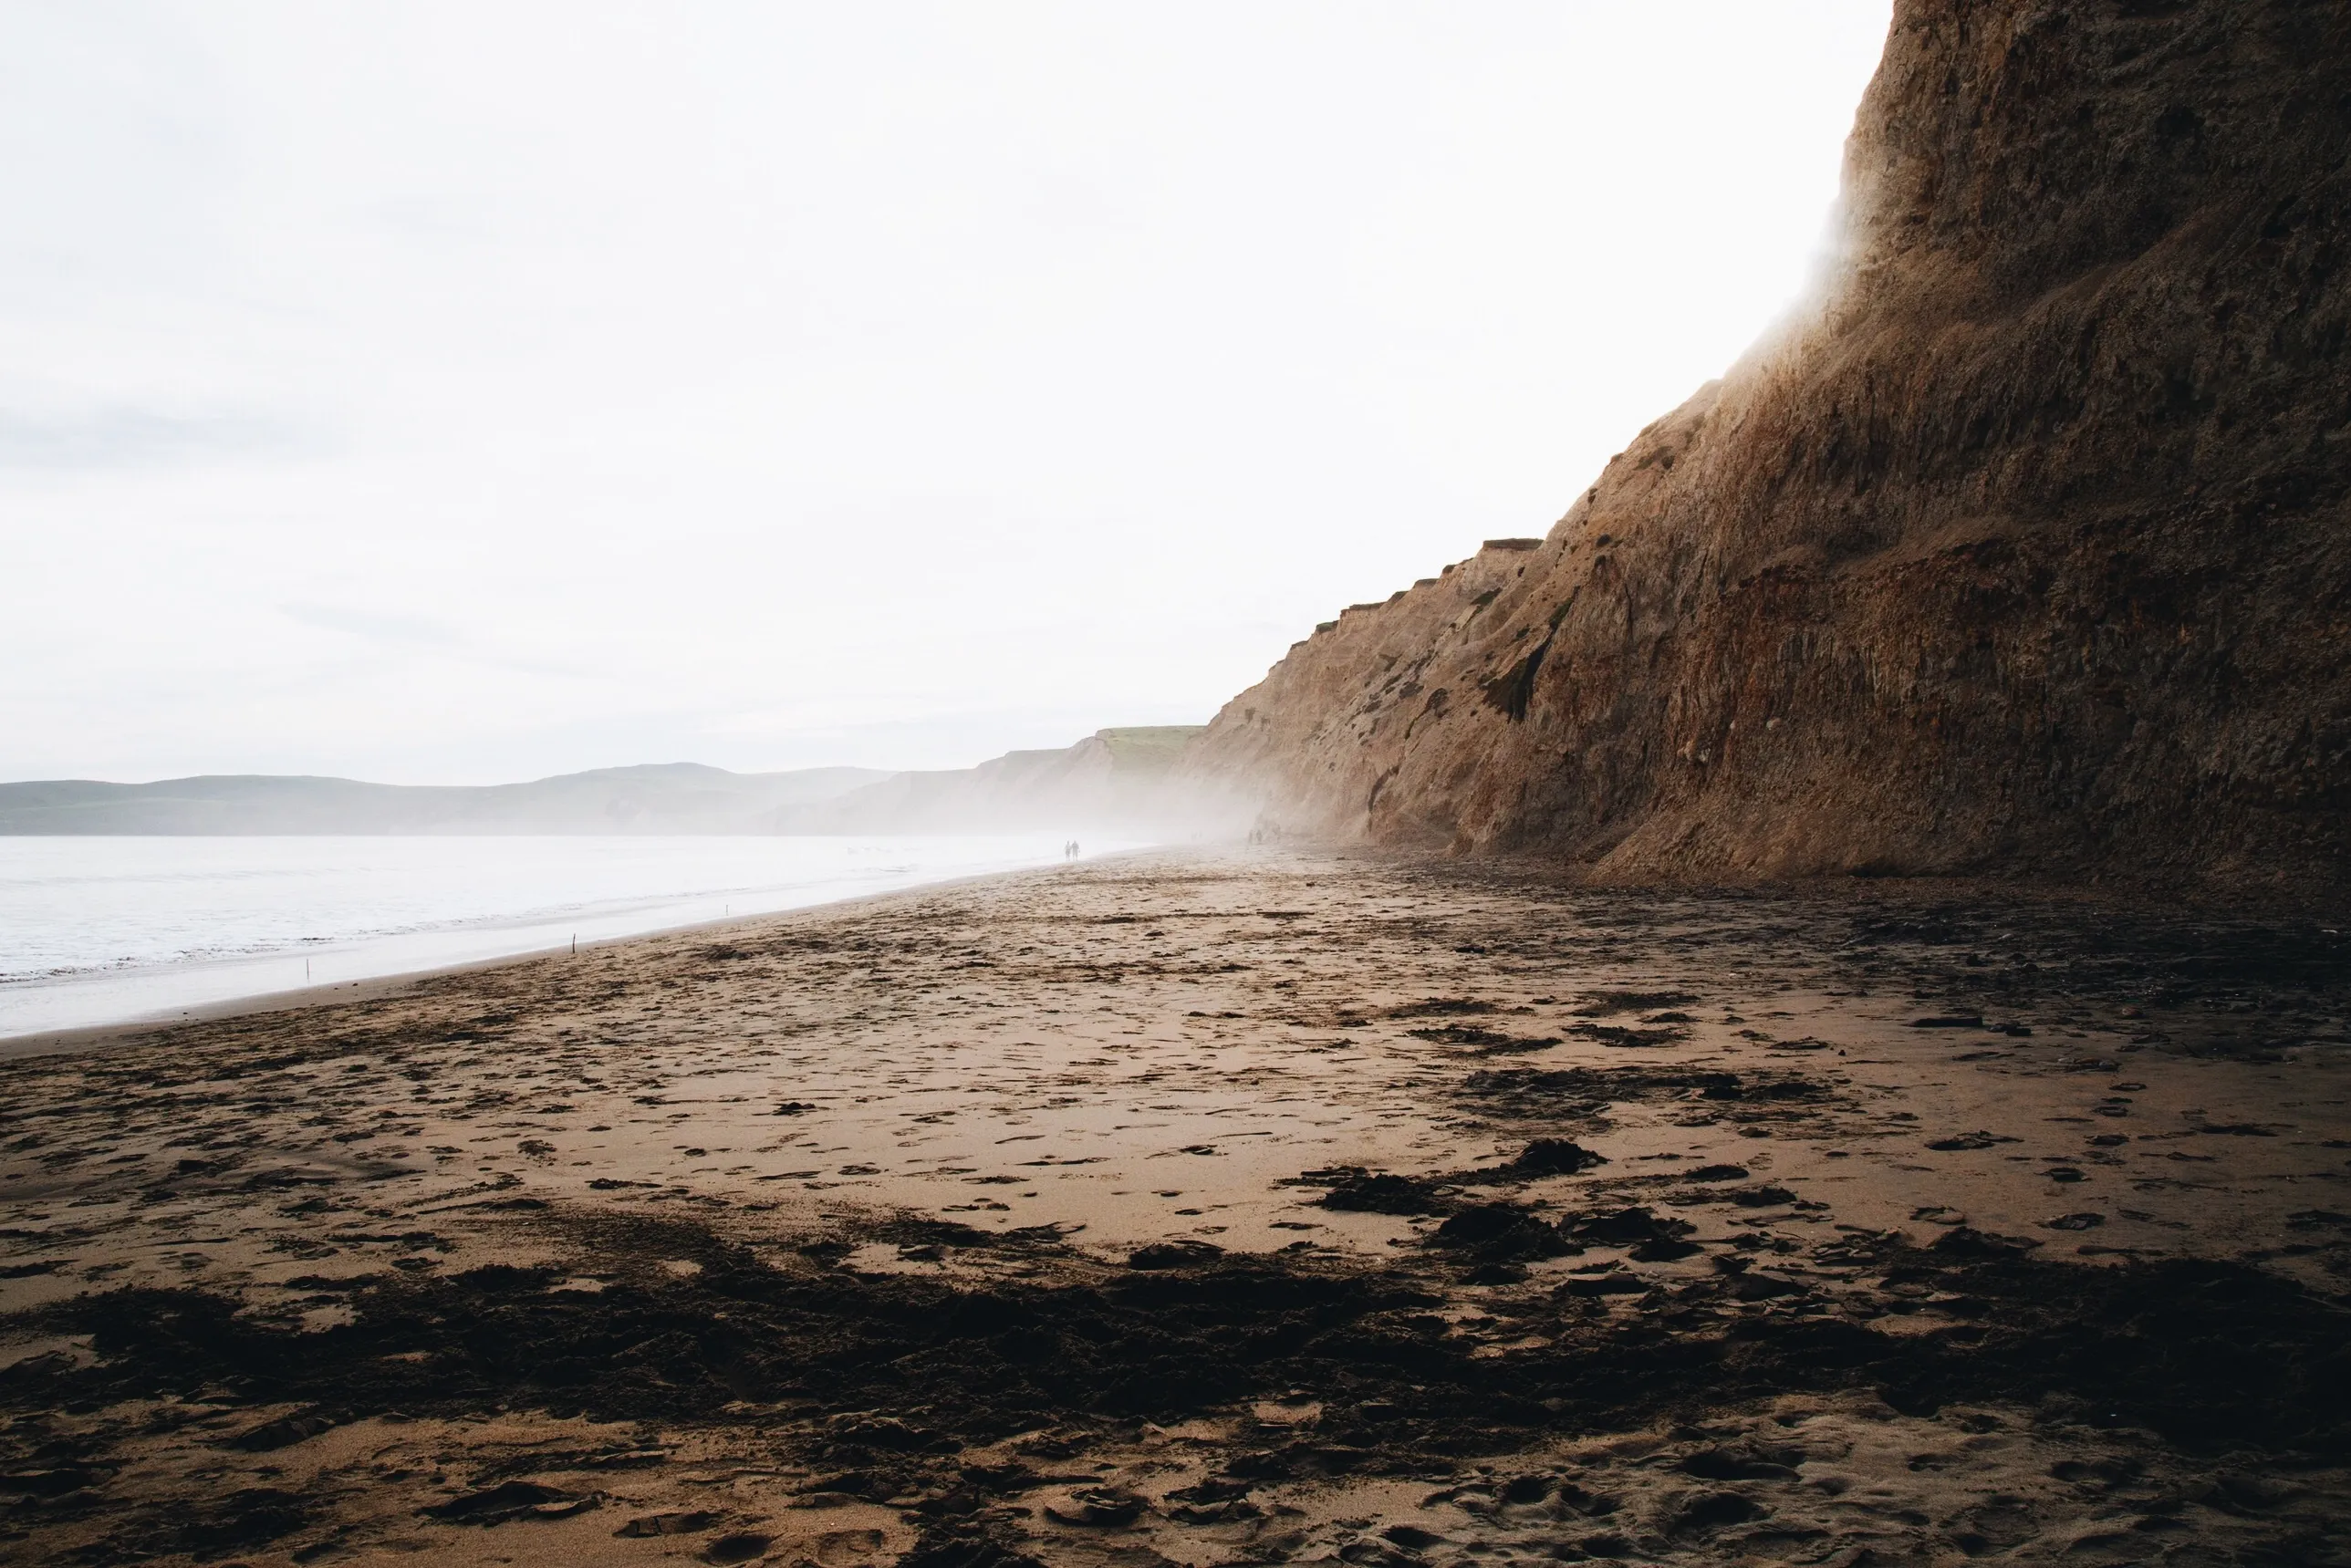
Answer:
[
  {"left": 0, "top": 763, "right": 889, "bottom": 835},
  {"left": 782, "top": 726, "right": 1210, "bottom": 834},
  {"left": 0, "top": 727, "right": 1226, "bottom": 836}
]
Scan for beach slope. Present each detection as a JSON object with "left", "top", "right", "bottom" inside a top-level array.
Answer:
[{"left": 3, "top": 850, "right": 2348, "bottom": 1564}]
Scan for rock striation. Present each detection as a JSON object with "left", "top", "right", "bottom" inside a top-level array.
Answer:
[{"left": 1184, "top": 0, "right": 2351, "bottom": 893}]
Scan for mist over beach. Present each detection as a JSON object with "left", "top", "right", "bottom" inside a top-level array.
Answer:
[{"left": 5, "top": 4, "right": 2351, "bottom": 1565}]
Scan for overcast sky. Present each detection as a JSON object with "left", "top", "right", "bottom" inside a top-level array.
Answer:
[{"left": 1, "top": 2, "right": 1891, "bottom": 784}]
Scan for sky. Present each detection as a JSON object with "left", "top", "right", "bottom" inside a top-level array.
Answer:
[{"left": 0, "top": 1, "right": 1893, "bottom": 784}]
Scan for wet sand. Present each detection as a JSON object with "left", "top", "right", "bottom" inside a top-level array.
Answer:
[{"left": 3, "top": 847, "right": 2349, "bottom": 1566}]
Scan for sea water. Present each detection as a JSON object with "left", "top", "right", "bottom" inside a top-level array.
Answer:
[{"left": 0, "top": 835, "right": 1138, "bottom": 1042}]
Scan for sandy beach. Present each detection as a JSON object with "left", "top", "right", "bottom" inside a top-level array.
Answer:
[{"left": 4, "top": 847, "right": 2349, "bottom": 1565}]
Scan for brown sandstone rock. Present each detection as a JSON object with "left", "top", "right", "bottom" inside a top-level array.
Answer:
[{"left": 1183, "top": 0, "right": 2351, "bottom": 894}]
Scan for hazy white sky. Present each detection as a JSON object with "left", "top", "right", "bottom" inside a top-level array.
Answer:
[{"left": 0, "top": 2, "right": 1891, "bottom": 784}]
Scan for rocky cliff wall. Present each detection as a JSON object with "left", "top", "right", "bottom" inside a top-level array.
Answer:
[{"left": 1183, "top": 0, "right": 2351, "bottom": 893}]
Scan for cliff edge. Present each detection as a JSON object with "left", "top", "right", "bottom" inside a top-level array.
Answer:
[{"left": 1184, "top": 0, "right": 2351, "bottom": 893}]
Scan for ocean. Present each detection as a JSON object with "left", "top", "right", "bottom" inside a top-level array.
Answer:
[{"left": 0, "top": 834, "right": 1135, "bottom": 1042}]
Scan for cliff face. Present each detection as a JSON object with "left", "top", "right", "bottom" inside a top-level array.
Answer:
[{"left": 1185, "top": 0, "right": 2351, "bottom": 891}]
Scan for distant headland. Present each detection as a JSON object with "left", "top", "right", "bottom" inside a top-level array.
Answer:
[{"left": 0, "top": 726, "right": 1207, "bottom": 836}]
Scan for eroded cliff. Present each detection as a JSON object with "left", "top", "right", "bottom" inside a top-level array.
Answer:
[{"left": 1185, "top": 0, "right": 2351, "bottom": 892}]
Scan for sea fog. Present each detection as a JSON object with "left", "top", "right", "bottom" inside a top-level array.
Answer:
[{"left": 0, "top": 834, "right": 1137, "bottom": 1042}]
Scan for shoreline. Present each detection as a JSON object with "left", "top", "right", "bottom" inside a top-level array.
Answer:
[
  {"left": 2, "top": 846, "right": 2346, "bottom": 1564},
  {"left": 0, "top": 847, "right": 1161, "bottom": 1061}
]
